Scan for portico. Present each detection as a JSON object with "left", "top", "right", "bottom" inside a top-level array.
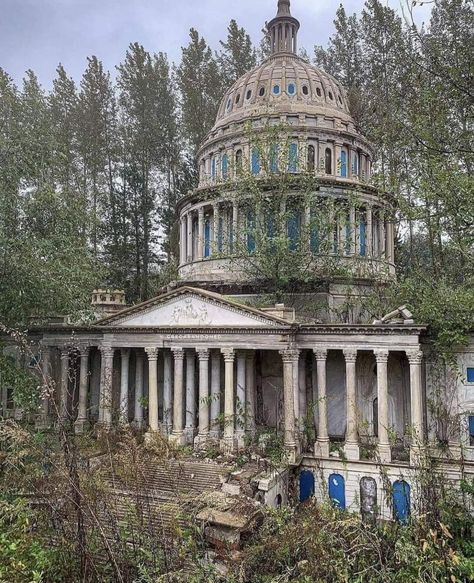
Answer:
[{"left": 31, "top": 286, "right": 427, "bottom": 465}]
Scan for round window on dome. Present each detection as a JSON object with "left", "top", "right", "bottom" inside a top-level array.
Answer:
[
  {"left": 236, "top": 93, "right": 240, "bottom": 104},
  {"left": 329, "top": 91, "right": 333, "bottom": 100},
  {"left": 316, "top": 87, "right": 322, "bottom": 97},
  {"left": 273, "top": 84, "right": 280, "bottom": 95},
  {"left": 288, "top": 83, "right": 296, "bottom": 95},
  {"left": 246, "top": 89, "right": 252, "bottom": 100},
  {"left": 259, "top": 86, "right": 265, "bottom": 97},
  {"left": 302, "top": 85, "right": 309, "bottom": 96}
]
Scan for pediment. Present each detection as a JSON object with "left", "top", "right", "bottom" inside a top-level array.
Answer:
[{"left": 96, "top": 287, "right": 289, "bottom": 328}]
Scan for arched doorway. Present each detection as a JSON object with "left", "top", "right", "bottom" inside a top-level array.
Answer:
[
  {"left": 329, "top": 473, "right": 346, "bottom": 510},
  {"left": 299, "top": 470, "right": 315, "bottom": 503},
  {"left": 393, "top": 480, "right": 410, "bottom": 523}
]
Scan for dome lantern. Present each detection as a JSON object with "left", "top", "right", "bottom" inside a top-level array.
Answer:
[{"left": 267, "top": 0, "right": 300, "bottom": 55}]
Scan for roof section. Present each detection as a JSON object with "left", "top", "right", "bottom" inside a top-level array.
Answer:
[{"left": 95, "top": 286, "right": 293, "bottom": 328}]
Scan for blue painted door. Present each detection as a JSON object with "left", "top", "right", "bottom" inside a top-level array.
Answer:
[
  {"left": 329, "top": 473, "right": 346, "bottom": 510},
  {"left": 299, "top": 470, "right": 315, "bottom": 503},
  {"left": 393, "top": 480, "right": 410, "bottom": 523}
]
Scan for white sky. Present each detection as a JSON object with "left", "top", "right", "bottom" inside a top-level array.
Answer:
[{"left": 0, "top": 0, "right": 433, "bottom": 87}]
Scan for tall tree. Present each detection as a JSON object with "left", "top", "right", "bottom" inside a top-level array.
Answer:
[
  {"left": 218, "top": 19, "right": 256, "bottom": 88},
  {"left": 176, "top": 29, "right": 221, "bottom": 162}
]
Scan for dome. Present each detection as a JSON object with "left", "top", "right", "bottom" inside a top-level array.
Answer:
[{"left": 213, "top": 54, "right": 353, "bottom": 133}]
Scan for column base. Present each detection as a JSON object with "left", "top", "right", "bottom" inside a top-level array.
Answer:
[
  {"left": 194, "top": 433, "right": 211, "bottom": 449},
  {"left": 183, "top": 426, "right": 197, "bottom": 445},
  {"left": 314, "top": 438, "right": 330, "bottom": 458},
  {"left": 94, "top": 421, "right": 112, "bottom": 433},
  {"left": 144, "top": 430, "right": 163, "bottom": 443},
  {"left": 169, "top": 431, "right": 186, "bottom": 446},
  {"left": 209, "top": 429, "right": 221, "bottom": 440},
  {"left": 74, "top": 418, "right": 90, "bottom": 434},
  {"left": 285, "top": 442, "right": 298, "bottom": 465},
  {"left": 220, "top": 436, "right": 236, "bottom": 454},
  {"left": 377, "top": 443, "right": 392, "bottom": 463},
  {"left": 235, "top": 431, "right": 247, "bottom": 449},
  {"left": 35, "top": 416, "right": 52, "bottom": 431},
  {"left": 344, "top": 441, "right": 360, "bottom": 461}
]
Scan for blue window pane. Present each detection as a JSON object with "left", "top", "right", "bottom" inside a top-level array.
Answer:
[
  {"left": 467, "top": 368, "right": 474, "bottom": 382},
  {"left": 329, "top": 474, "right": 346, "bottom": 510},
  {"left": 288, "top": 212, "right": 300, "bottom": 252},
  {"left": 252, "top": 148, "right": 261, "bottom": 175},
  {"left": 393, "top": 480, "right": 411, "bottom": 523},
  {"left": 266, "top": 212, "right": 275, "bottom": 239},
  {"left": 270, "top": 144, "right": 279, "bottom": 173},
  {"left": 341, "top": 150, "right": 347, "bottom": 178},
  {"left": 247, "top": 210, "right": 256, "bottom": 253},
  {"left": 288, "top": 83, "right": 296, "bottom": 95},
  {"left": 221, "top": 154, "right": 229, "bottom": 180},
  {"left": 288, "top": 143, "right": 298, "bottom": 173},
  {"left": 273, "top": 84, "right": 280, "bottom": 95},
  {"left": 211, "top": 158, "right": 216, "bottom": 179},
  {"left": 204, "top": 219, "right": 211, "bottom": 258},
  {"left": 360, "top": 219, "right": 367, "bottom": 257},
  {"left": 469, "top": 416, "right": 474, "bottom": 437}
]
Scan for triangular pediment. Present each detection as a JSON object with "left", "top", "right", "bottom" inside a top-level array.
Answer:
[{"left": 96, "top": 287, "right": 290, "bottom": 328}]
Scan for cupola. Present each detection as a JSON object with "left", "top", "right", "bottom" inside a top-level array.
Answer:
[{"left": 267, "top": 0, "right": 300, "bottom": 55}]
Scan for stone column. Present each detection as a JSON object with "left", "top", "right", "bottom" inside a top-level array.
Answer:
[
  {"left": 210, "top": 350, "right": 221, "bottom": 438},
  {"left": 292, "top": 351, "right": 300, "bottom": 426},
  {"left": 221, "top": 348, "right": 235, "bottom": 451},
  {"left": 37, "top": 346, "right": 52, "bottom": 428},
  {"left": 75, "top": 346, "right": 90, "bottom": 433},
  {"left": 163, "top": 351, "right": 172, "bottom": 433},
  {"left": 134, "top": 352, "right": 144, "bottom": 428},
  {"left": 298, "top": 353, "right": 307, "bottom": 431},
  {"left": 375, "top": 350, "right": 391, "bottom": 462},
  {"left": 186, "top": 212, "right": 193, "bottom": 262},
  {"left": 59, "top": 348, "right": 70, "bottom": 421},
  {"left": 184, "top": 350, "right": 196, "bottom": 443},
  {"left": 246, "top": 352, "right": 256, "bottom": 436},
  {"left": 350, "top": 205, "right": 357, "bottom": 256},
  {"left": 170, "top": 348, "right": 185, "bottom": 444},
  {"left": 280, "top": 349, "right": 298, "bottom": 463},
  {"left": 343, "top": 349, "right": 360, "bottom": 460},
  {"left": 313, "top": 348, "right": 330, "bottom": 457},
  {"left": 145, "top": 348, "right": 159, "bottom": 434},
  {"left": 195, "top": 349, "right": 210, "bottom": 446},
  {"left": 408, "top": 350, "right": 424, "bottom": 459},
  {"left": 379, "top": 210, "right": 386, "bottom": 258},
  {"left": 232, "top": 201, "right": 239, "bottom": 253},
  {"left": 99, "top": 346, "right": 114, "bottom": 428},
  {"left": 198, "top": 207, "right": 204, "bottom": 260},
  {"left": 366, "top": 206, "right": 373, "bottom": 258},
  {"left": 236, "top": 351, "right": 246, "bottom": 446},
  {"left": 119, "top": 348, "right": 130, "bottom": 425},
  {"left": 181, "top": 218, "right": 187, "bottom": 265},
  {"left": 213, "top": 203, "right": 220, "bottom": 255}
]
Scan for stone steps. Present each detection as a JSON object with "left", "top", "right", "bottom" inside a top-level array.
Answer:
[{"left": 103, "top": 458, "right": 224, "bottom": 496}]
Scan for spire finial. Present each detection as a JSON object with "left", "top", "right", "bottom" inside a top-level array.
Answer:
[{"left": 277, "top": 0, "right": 291, "bottom": 17}]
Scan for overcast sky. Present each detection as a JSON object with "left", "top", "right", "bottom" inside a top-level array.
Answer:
[{"left": 1, "top": 0, "right": 433, "bottom": 88}]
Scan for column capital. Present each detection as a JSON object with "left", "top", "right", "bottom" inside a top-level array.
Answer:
[
  {"left": 78, "top": 344, "right": 91, "bottom": 358},
  {"left": 145, "top": 347, "right": 159, "bottom": 360},
  {"left": 279, "top": 349, "right": 300, "bottom": 363},
  {"left": 221, "top": 348, "right": 235, "bottom": 362},
  {"left": 343, "top": 348, "right": 358, "bottom": 363},
  {"left": 313, "top": 347, "right": 328, "bottom": 360},
  {"left": 171, "top": 347, "right": 185, "bottom": 361},
  {"left": 198, "top": 206, "right": 205, "bottom": 217},
  {"left": 374, "top": 349, "right": 389, "bottom": 363},
  {"left": 197, "top": 348, "right": 210, "bottom": 361},
  {"left": 99, "top": 344, "right": 114, "bottom": 359},
  {"left": 60, "top": 347, "right": 70, "bottom": 360},
  {"left": 407, "top": 350, "right": 423, "bottom": 365}
]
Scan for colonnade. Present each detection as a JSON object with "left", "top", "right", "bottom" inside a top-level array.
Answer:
[
  {"left": 179, "top": 198, "right": 395, "bottom": 267},
  {"left": 34, "top": 343, "right": 425, "bottom": 465}
]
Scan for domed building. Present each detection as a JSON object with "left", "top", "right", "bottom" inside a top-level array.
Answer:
[
  {"left": 177, "top": 0, "right": 395, "bottom": 319},
  {"left": 15, "top": 0, "right": 469, "bottom": 520}
]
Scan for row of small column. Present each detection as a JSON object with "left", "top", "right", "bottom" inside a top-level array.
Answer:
[{"left": 179, "top": 200, "right": 394, "bottom": 266}]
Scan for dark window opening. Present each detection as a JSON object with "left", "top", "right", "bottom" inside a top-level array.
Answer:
[
  {"left": 246, "top": 89, "right": 252, "bottom": 100},
  {"left": 307, "top": 145, "right": 315, "bottom": 172},
  {"left": 302, "top": 85, "right": 309, "bottom": 96},
  {"left": 259, "top": 86, "right": 265, "bottom": 97},
  {"left": 325, "top": 147, "right": 332, "bottom": 174}
]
